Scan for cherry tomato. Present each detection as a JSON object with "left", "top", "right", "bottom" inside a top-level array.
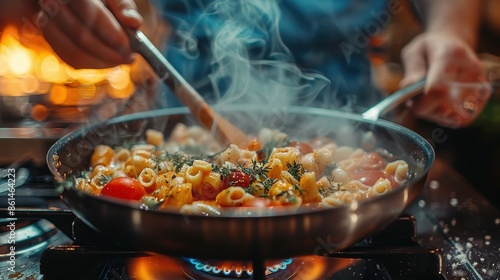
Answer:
[
  {"left": 198, "top": 182, "right": 219, "bottom": 200},
  {"left": 357, "top": 152, "right": 386, "bottom": 170},
  {"left": 350, "top": 170, "right": 398, "bottom": 188},
  {"left": 289, "top": 141, "right": 314, "bottom": 155},
  {"left": 223, "top": 171, "right": 250, "bottom": 189},
  {"left": 100, "top": 177, "right": 146, "bottom": 201}
]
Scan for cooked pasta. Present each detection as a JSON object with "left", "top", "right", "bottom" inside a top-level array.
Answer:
[
  {"left": 216, "top": 187, "right": 254, "bottom": 207},
  {"left": 138, "top": 168, "right": 157, "bottom": 189},
  {"left": 145, "top": 129, "right": 164, "bottom": 146},
  {"left": 299, "top": 172, "right": 322, "bottom": 203},
  {"left": 385, "top": 160, "right": 409, "bottom": 183},
  {"left": 90, "top": 145, "right": 114, "bottom": 167},
  {"left": 80, "top": 123, "right": 410, "bottom": 215},
  {"left": 163, "top": 183, "right": 193, "bottom": 209},
  {"left": 368, "top": 178, "right": 393, "bottom": 197}
]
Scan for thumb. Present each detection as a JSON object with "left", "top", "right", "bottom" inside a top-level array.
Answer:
[
  {"left": 105, "top": 0, "right": 143, "bottom": 30},
  {"left": 400, "top": 43, "right": 428, "bottom": 88}
]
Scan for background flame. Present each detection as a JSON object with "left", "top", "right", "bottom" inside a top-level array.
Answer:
[{"left": 0, "top": 25, "right": 134, "bottom": 101}]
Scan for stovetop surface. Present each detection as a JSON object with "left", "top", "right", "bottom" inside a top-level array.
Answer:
[{"left": 0, "top": 158, "right": 499, "bottom": 279}]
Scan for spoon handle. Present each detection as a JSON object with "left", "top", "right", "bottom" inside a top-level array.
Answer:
[{"left": 129, "top": 30, "right": 249, "bottom": 147}]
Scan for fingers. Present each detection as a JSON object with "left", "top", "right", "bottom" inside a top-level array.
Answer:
[
  {"left": 400, "top": 35, "right": 436, "bottom": 118},
  {"left": 39, "top": 3, "right": 132, "bottom": 65},
  {"left": 36, "top": 0, "right": 141, "bottom": 69},
  {"left": 35, "top": 10, "right": 129, "bottom": 69},
  {"left": 105, "top": 0, "right": 143, "bottom": 29},
  {"left": 400, "top": 35, "right": 427, "bottom": 87},
  {"left": 400, "top": 34, "right": 445, "bottom": 119},
  {"left": 426, "top": 42, "right": 489, "bottom": 127},
  {"left": 414, "top": 43, "right": 461, "bottom": 118},
  {"left": 400, "top": 33, "right": 491, "bottom": 128},
  {"left": 67, "top": 0, "right": 130, "bottom": 52}
]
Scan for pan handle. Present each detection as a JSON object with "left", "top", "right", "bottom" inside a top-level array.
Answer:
[{"left": 361, "top": 78, "right": 426, "bottom": 121}]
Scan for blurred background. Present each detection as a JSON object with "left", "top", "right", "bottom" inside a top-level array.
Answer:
[{"left": 368, "top": 0, "right": 500, "bottom": 208}]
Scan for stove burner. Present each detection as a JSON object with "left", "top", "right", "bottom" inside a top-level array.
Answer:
[
  {"left": 0, "top": 219, "right": 58, "bottom": 257},
  {"left": 184, "top": 258, "right": 294, "bottom": 279},
  {"left": 33, "top": 215, "right": 446, "bottom": 279}
]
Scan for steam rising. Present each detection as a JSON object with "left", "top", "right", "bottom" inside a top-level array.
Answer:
[
  {"left": 156, "top": 1, "right": 391, "bottom": 150},
  {"left": 161, "top": 0, "right": 330, "bottom": 114}
]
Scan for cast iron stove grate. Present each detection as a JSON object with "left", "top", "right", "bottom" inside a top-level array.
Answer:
[{"left": 38, "top": 214, "right": 443, "bottom": 280}]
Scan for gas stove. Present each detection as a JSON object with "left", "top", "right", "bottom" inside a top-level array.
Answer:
[
  {"left": 33, "top": 214, "right": 442, "bottom": 279},
  {"left": 0, "top": 158, "right": 499, "bottom": 279}
]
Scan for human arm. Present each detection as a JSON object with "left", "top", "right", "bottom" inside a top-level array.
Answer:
[
  {"left": 400, "top": 0, "right": 490, "bottom": 127},
  {"left": 35, "top": 0, "right": 143, "bottom": 69},
  {"left": 0, "top": 1, "right": 37, "bottom": 28}
]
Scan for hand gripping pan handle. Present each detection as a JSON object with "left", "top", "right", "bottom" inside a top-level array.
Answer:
[{"left": 361, "top": 78, "right": 426, "bottom": 121}]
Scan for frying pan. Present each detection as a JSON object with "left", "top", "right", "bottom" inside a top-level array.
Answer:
[{"left": 47, "top": 80, "right": 434, "bottom": 261}]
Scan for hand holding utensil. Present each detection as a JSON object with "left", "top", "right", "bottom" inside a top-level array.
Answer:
[{"left": 128, "top": 30, "right": 249, "bottom": 148}]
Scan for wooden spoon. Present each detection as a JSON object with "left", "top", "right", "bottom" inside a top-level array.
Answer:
[{"left": 128, "top": 30, "right": 249, "bottom": 148}]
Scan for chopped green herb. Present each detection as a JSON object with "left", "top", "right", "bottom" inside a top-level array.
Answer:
[
  {"left": 96, "top": 174, "right": 112, "bottom": 186},
  {"left": 258, "top": 137, "right": 290, "bottom": 163},
  {"left": 286, "top": 161, "right": 305, "bottom": 181},
  {"left": 322, "top": 163, "right": 338, "bottom": 178}
]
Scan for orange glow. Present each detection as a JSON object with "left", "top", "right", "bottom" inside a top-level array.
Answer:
[
  {"left": 107, "top": 79, "right": 134, "bottom": 99},
  {"left": 37, "top": 82, "right": 51, "bottom": 94},
  {"left": 65, "top": 66, "right": 80, "bottom": 81},
  {"left": 129, "top": 255, "right": 183, "bottom": 279},
  {"left": 294, "top": 256, "right": 355, "bottom": 279},
  {"left": 21, "top": 75, "right": 39, "bottom": 93},
  {"left": 39, "top": 54, "right": 68, "bottom": 83},
  {"left": 79, "top": 84, "right": 96, "bottom": 99},
  {"left": 131, "top": 257, "right": 152, "bottom": 280},
  {"left": 1, "top": 26, "right": 34, "bottom": 77},
  {"left": 49, "top": 84, "right": 68, "bottom": 105},
  {"left": 127, "top": 255, "right": 357, "bottom": 279},
  {"left": 31, "top": 104, "right": 49, "bottom": 121},
  {"left": 0, "top": 25, "right": 135, "bottom": 102},
  {"left": 8, "top": 46, "right": 33, "bottom": 76},
  {"left": 108, "top": 66, "right": 131, "bottom": 90},
  {"left": 369, "top": 54, "right": 386, "bottom": 65},
  {"left": 75, "top": 69, "right": 108, "bottom": 85},
  {"left": 0, "top": 54, "right": 8, "bottom": 76},
  {"left": 4, "top": 78, "right": 23, "bottom": 96}
]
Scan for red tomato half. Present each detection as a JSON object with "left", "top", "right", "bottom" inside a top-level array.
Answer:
[
  {"left": 357, "top": 152, "right": 386, "bottom": 170},
  {"left": 100, "top": 177, "right": 146, "bottom": 201},
  {"left": 350, "top": 170, "right": 398, "bottom": 188},
  {"left": 289, "top": 141, "right": 314, "bottom": 155}
]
